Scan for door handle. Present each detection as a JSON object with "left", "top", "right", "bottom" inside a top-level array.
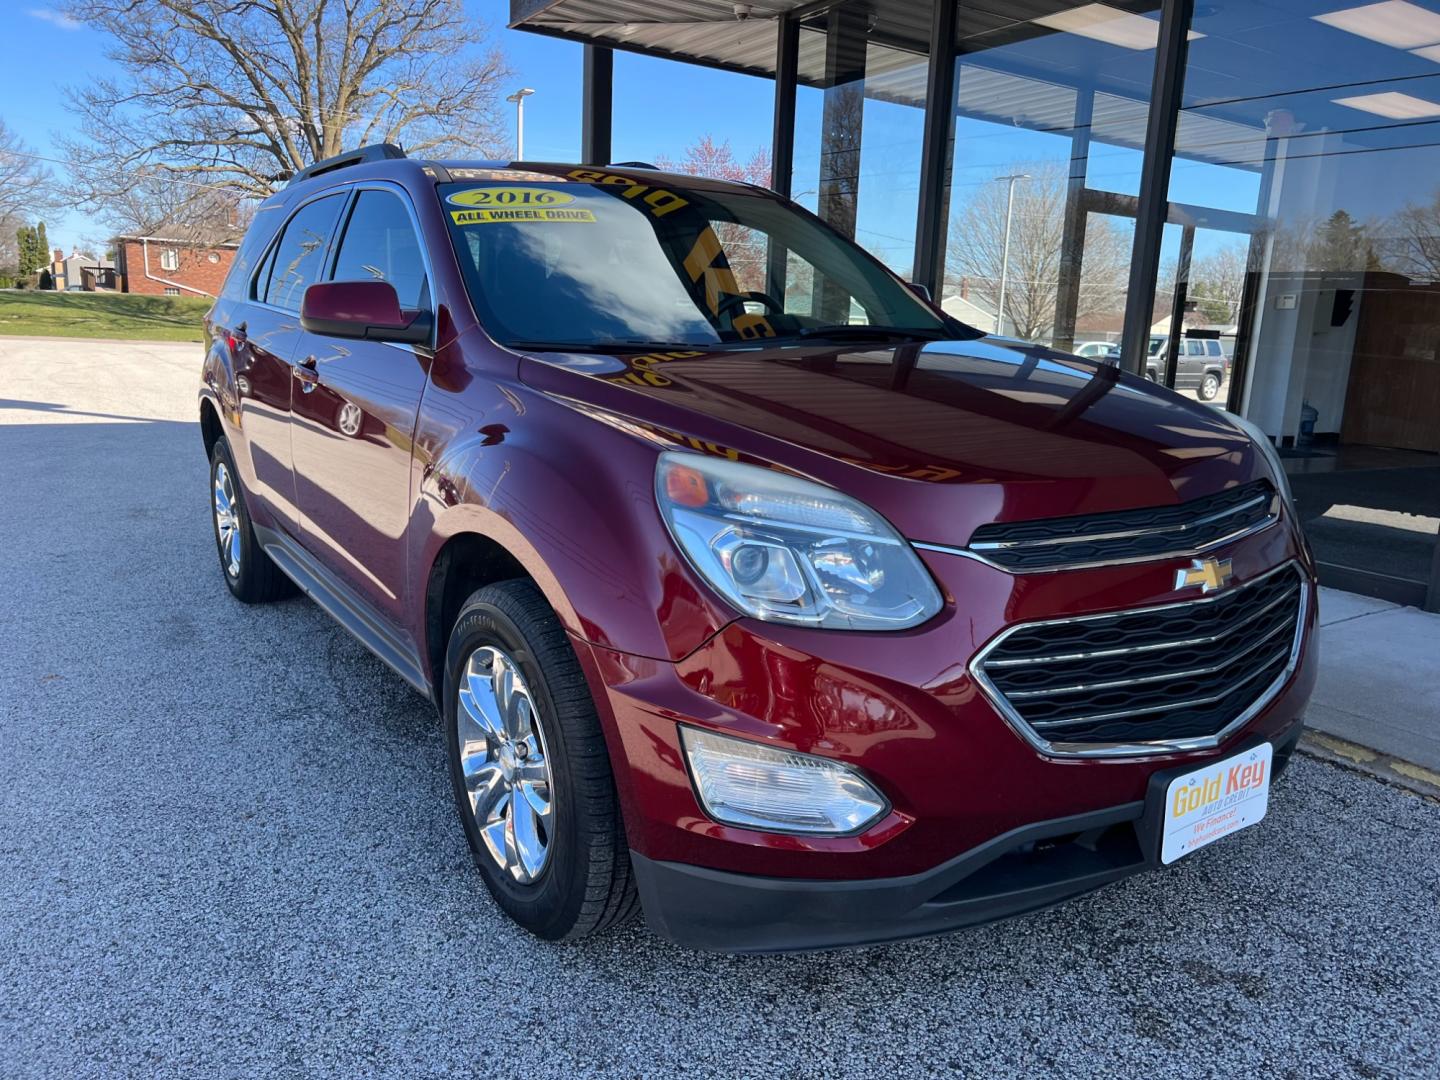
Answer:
[{"left": 293, "top": 355, "right": 319, "bottom": 391}]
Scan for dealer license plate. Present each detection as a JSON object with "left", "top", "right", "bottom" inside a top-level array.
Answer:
[{"left": 1160, "top": 743, "right": 1273, "bottom": 865}]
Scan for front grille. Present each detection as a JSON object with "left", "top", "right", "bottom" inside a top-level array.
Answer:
[
  {"left": 966, "top": 480, "right": 1276, "bottom": 571},
  {"left": 973, "top": 563, "right": 1305, "bottom": 755}
]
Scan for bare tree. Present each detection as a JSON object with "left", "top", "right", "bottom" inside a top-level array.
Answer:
[
  {"left": 88, "top": 174, "right": 254, "bottom": 243},
  {"left": 1386, "top": 192, "right": 1440, "bottom": 280},
  {"left": 1188, "top": 242, "right": 1249, "bottom": 325},
  {"left": 60, "top": 0, "right": 511, "bottom": 220},
  {"left": 654, "top": 135, "right": 774, "bottom": 293},
  {"left": 944, "top": 162, "right": 1130, "bottom": 342},
  {"left": 0, "top": 119, "right": 59, "bottom": 273},
  {"left": 654, "top": 135, "right": 771, "bottom": 188}
]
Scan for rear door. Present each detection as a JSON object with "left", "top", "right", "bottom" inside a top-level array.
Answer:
[
  {"left": 1177, "top": 338, "right": 1206, "bottom": 387},
  {"left": 236, "top": 191, "right": 347, "bottom": 534},
  {"left": 289, "top": 183, "right": 434, "bottom": 632}
]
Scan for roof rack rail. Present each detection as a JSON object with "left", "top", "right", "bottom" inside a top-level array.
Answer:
[
  {"left": 608, "top": 160, "right": 659, "bottom": 169},
  {"left": 287, "top": 143, "right": 406, "bottom": 187}
]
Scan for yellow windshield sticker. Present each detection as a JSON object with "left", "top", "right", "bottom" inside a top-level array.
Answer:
[
  {"left": 450, "top": 208, "right": 595, "bottom": 225},
  {"left": 448, "top": 186, "right": 576, "bottom": 208},
  {"left": 565, "top": 169, "right": 690, "bottom": 218},
  {"left": 682, "top": 228, "right": 776, "bottom": 338}
]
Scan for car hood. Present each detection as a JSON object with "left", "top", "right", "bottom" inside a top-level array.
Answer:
[{"left": 517, "top": 336, "right": 1266, "bottom": 546}]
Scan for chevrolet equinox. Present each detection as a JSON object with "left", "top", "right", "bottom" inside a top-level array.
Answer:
[{"left": 199, "top": 145, "right": 1316, "bottom": 952}]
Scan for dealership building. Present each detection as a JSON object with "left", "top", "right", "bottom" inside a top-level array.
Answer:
[{"left": 513, "top": 0, "right": 1440, "bottom": 610}]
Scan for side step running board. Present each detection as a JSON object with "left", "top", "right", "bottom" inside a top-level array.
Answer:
[{"left": 254, "top": 524, "right": 430, "bottom": 695}]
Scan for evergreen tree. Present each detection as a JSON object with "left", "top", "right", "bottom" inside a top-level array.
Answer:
[
  {"left": 16, "top": 225, "right": 40, "bottom": 277},
  {"left": 1308, "top": 210, "right": 1378, "bottom": 272},
  {"left": 36, "top": 221, "right": 49, "bottom": 266}
]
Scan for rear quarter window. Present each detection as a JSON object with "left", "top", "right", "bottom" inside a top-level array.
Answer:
[{"left": 218, "top": 206, "right": 284, "bottom": 303}]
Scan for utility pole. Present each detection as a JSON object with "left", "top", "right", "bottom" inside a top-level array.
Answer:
[
  {"left": 994, "top": 173, "right": 1030, "bottom": 337},
  {"left": 507, "top": 88, "right": 535, "bottom": 159}
]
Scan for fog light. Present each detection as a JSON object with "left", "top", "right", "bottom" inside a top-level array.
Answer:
[{"left": 680, "top": 726, "right": 888, "bottom": 835}]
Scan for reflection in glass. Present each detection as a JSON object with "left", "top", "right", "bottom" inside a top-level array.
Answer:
[
  {"left": 1165, "top": 0, "right": 1440, "bottom": 601},
  {"left": 938, "top": 3, "right": 1161, "bottom": 351}
]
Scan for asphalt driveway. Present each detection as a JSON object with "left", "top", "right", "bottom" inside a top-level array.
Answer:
[{"left": 2, "top": 337, "right": 1437, "bottom": 1078}]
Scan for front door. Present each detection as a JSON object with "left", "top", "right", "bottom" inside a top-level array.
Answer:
[
  {"left": 289, "top": 185, "right": 434, "bottom": 631},
  {"left": 237, "top": 191, "right": 348, "bottom": 532}
]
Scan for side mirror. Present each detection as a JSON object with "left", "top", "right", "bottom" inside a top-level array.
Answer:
[
  {"left": 301, "top": 280, "right": 432, "bottom": 345},
  {"left": 907, "top": 282, "right": 933, "bottom": 303}
]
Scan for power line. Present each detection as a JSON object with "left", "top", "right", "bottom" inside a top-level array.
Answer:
[{"left": 3, "top": 146, "right": 261, "bottom": 196}]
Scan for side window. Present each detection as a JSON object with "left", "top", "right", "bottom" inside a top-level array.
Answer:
[
  {"left": 1207, "top": 340, "right": 1223, "bottom": 357},
  {"left": 220, "top": 207, "right": 281, "bottom": 302},
  {"left": 330, "top": 189, "right": 429, "bottom": 310},
  {"left": 711, "top": 219, "right": 876, "bottom": 323},
  {"left": 1186, "top": 339, "right": 1205, "bottom": 356},
  {"left": 264, "top": 193, "right": 345, "bottom": 312}
]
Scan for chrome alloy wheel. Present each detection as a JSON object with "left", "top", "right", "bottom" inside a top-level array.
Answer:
[
  {"left": 213, "top": 462, "right": 241, "bottom": 578},
  {"left": 457, "top": 646, "right": 555, "bottom": 883}
]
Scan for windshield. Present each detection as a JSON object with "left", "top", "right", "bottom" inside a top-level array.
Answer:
[{"left": 439, "top": 173, "right": 963, "bottom": 351}]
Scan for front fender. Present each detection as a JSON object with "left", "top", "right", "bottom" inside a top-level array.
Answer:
[{"left": 410, "top": 374, "right": 736, "bottom": 665}]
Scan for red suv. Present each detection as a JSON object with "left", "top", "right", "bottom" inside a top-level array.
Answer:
[{"left": 200, "top": 145, "right": 1316, "bottom": 952}]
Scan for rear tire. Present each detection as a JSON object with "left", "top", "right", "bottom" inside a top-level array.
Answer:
[
  {"left": 209, "top": 438, "right": 295, "bottom": 604},
  {"left": 444, "top": 580, "right": 638, "bottom": 941},
  {"left": 1199, "top": 372, "right": 1222, "bottom": 401}
]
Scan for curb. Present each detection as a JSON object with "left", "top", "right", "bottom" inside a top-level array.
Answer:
[{"left": 1298, "top": 731, "right": 1440, "bottom": 802}]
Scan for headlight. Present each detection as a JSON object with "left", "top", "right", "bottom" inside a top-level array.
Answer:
[
  {"left": 655, "top": 452, "right": 943, "bottom": 630},
  {"left": 1225, "top": 412, "right": 1294, "bottom": 507},
  {"left": 680, "top": 726, "right": 888, "bottom": 834}
]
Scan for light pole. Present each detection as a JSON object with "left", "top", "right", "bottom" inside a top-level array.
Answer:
[
  {"left": 993, "top": 173, "right": 1030, "bottom": 337},
  {"left": 506, "top": 88, "right": 535, "bottom": 159}
]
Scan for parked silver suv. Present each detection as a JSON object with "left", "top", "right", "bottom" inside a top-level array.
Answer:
[{"left": 1147, "top": 335, "right": 1229, "bottom": 401}]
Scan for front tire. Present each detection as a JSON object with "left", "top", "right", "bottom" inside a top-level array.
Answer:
[
  {"left": 444, "top": 580, "right": 638, "bottom": 941},
  {"left": 209, "top": 438, "right": 295, "bottom": 603}
]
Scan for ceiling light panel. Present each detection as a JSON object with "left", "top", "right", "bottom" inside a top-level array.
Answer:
[
  {"left": 1034, "top": 4, "right": 1202, "bottom": 50},
  {"left": 1314, "top": 1, "right": 1440, "bottom": 49},
  {"left": 1333, "top": 90, "right": 1440, "bottom": 117}
]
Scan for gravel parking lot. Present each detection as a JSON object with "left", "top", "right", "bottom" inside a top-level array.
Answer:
[{"left": 2, "top": 337, "right": 1438, "bottom": 1078}]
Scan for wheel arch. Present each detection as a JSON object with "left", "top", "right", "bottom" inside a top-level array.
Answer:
[
  {"left": 422, "top": 526, "right": 545, "bottom": 708},
  {"left": 200, "top": 396, "right": 223, "bottom": 458}
]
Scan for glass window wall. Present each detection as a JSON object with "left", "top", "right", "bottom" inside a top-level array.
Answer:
[
  {"left": 938, "top": 2, "right": 1163, "bottom": 350},
  {"left": 1166, "top": 0, "right": 1440, "bottom": 604},
  {"left": 790, "top": 2, "right": 932, "bottom": 301}
]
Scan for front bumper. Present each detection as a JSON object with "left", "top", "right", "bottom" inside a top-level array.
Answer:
[
  {"left": 634, "top": 723, "right": 1304, "bottom": 953},
  {"left": 573, "top": 519, "right": 1317, "bottom": 949}
]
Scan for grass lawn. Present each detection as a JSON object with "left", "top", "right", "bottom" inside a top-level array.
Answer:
[{"left": 0, "top": 291, "right": 212, "bottom": 342}]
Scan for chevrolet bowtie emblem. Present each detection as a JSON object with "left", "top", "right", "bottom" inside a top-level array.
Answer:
[{"left": 1175, "top": 557, "right": 1234, "bottom": 594}]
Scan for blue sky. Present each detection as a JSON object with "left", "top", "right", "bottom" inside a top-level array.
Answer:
[
  {"left": 6, "top": 2, "right": 779, "bottom": 251},
  {"left": 7, "top": 1, "right": 1256, "bottom": 277}
]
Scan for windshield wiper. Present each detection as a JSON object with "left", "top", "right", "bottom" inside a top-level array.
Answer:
[{"left": 507, "top": 339, "right": 717, "bottom": 354}]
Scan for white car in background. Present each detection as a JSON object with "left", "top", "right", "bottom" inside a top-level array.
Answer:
[{"left": 1073, "top": 340, "right": 1121, "bottom": 360}]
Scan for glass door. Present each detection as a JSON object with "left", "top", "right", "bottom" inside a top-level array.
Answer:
[{"left": 1150, "top": 220, "right": 1256, "bottom": 404}]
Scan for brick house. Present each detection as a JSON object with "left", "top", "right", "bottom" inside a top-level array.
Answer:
[{"left": 113, "top": 235, "right": 239, "bottom": 297}]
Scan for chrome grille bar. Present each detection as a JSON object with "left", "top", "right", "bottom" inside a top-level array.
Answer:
[
  {"left": 1028, "top": 647, "right": 1291, "bottom": 730},
  {"left": 982, "top": 582, "right": 1299, "bottom": 668},
  {"left": 1003, "top": 615, "right": 1294, "bottom": 700},
  {"left": 969, "top": 561, "right": 1308, "bottom": 758},
  {"left": 941, "top": 480, "right": 1280, "bottom": 573},
  {"left": 970, "top": 492, "right": 1272, "bottom": 551}
]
